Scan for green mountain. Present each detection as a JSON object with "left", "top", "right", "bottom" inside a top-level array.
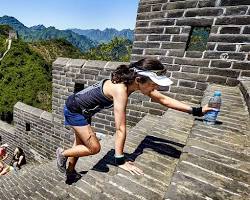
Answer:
[
  {"left": 0, "top": 25, "right": 11, "bottom": 56},
  {"left": 0, "top": 26, "right": 52, "bottom": 122},
  {"left": 70, "top": 28, "right": 134, "bottom": 43},
  {"left": 0, "top": 16, "right": 97, "bottom": 52},
  {"left": 29, "top": 38, "right": 83, "bottom": 63},
  {"left": 83, "top": 37, "right": 132, "bottom": 62}
]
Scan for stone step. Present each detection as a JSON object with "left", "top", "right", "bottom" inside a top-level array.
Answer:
[
  {"left": 170, "top": 171, "right": 243, "bottom": 200},
  {"left": 176, "top": 161, "right": 250, "bottom": 197},
  {"left": 185, "top": 137, "right": 250, "bottom": 163},
  {"left": 165, "top": 84, "right": 250, "bottom": 199},
  {"left": 182, "top": 153, "right": 250, "bottom": 185},
  {"left": 191, "top": 128, "right": 248, "bottom": 148},
  {"left": 165, "top": 183, "right": 209, "bottom": 200}
]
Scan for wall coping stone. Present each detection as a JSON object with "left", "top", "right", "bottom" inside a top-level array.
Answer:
[
  {"left": 67, "top": 59, "right": 86, "bottom": 68},
  {"left": 239, "top": 77, "right": 250, "bottom": 115},
  {"left": 14, "top": 102, "right": 52, "bottom": 121},
  {"left": 0, "top": 120, "right": 15, "bottom": 133},
  {"left": 53, "top": 57, "right": 71, "bottom": 66},
  {"left": 53, "top": 58, "right": 128, "bottom": 71}
]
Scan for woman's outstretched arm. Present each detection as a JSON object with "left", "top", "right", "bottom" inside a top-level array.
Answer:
[{"left": 148, "top": 90, "right": 211, "bottom": 115}]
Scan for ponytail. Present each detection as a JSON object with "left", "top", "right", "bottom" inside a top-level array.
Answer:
[
  {"left": 111, "top": 58, "right": 166, "bottom": 85},
  {"left": 111, "top": 64, "right": 136, "bottom": 85}
]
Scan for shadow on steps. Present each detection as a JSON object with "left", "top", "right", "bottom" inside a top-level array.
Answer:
[{"left": 67, "top": 135, "right": 183, "bottom": 185}]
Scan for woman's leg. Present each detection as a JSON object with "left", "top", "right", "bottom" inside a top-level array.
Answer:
[
  {"left": 66, "top": 131, "right": 81, "bottom": 173},
  {"left": 63, "top": 125, "right": 101, "bottom": 172}
]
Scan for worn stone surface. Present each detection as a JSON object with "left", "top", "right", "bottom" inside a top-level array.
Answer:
[{"left": 165, "top": 84, "right": 250, "bottom": 200}]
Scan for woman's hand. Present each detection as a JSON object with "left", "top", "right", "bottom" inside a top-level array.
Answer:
[
  {"left": 118, "top": 161, "right": 144, "bottom": 175},
  {"left": 202, "top": 104, "right": 216, "bottom": 114}
]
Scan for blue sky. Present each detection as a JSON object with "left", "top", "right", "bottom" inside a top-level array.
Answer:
[{"left": 0, "top": 0, "right": 139, "bottom": 30}]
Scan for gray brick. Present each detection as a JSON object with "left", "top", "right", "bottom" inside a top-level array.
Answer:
[
  {"left": 181, "top": 26, "right": 191, "bottom": 34},
  {"left": 170, "top": 86, "right": 203, "bottom": 96},
  {"left": 159, "top": 56, "right": 174, "bottom": 64},
  {"left": 225, "top": 6, "right": 248, "bottom": 16},
  {"left": 210, "top": 60, "right": 232, "bottom": 68},
  {"left": 172, "top": 72, "right": 207, "bottom": 82},
  {"left": 161, "top": 42, "right": 185, "bottom": 49},
  {"left": 167, "top": 10, "right": 184, "bottom": 18},
  {"left": 132, "top": 48, "right": 144, "bottom": 55},
  {"left": 81, "top": 68, "right": 99, "bottom": 75},
  {"left": 67, "top": 59, "right": 86, "bottom": 67},
  {"left": 148, "top": 34, "right": 171, "bottom": 41},
  {"left": 53, "top": 57, "right": 70, "bottom": 66},
  {"left": 176, "top": 18, "right": 213, "bottom": 26},
  {"left": 209, "top": 35, "right": 250, "bottom": 43},
  {"left": 162, "top": 1, "right": 197, "bottom": 10},
  {"left": 137, "top": 12, "right": 165, "bottom": 20},
  {"left": 185, "top": 8, "right": 223, "bottom": 17},
  {"left": 135, "top": 27, "right": 164, "bottom": 34},
  {"left": 133, "top": 42, "right": 160, "bottom": 49},
  {"left": 175, "top": 58, "right": 210, "bottom": 67},
  {"left": 196, "top": 82, "right": 208, "bottom": 90},
  {"left": 134, "top": 34, "right": 147, "bottom": 41},
  {"left": 217, "top": 44, "right": 236, "bottom": 51},
  {"left": 166, "top": 64, "right": 181, "bottom": 71},
  {"left": 164, "top": 27, "right": 180, "bottom": 34},
  {"left": 197, "top": 0, "right": 216, "bottom": 8},
  {"left": 84, "top": 60, "right": 107, "bottom": 69},
  {"left": 241, "top": 70, "right": 250, "bottom": 76},
  {"left": 226, "top": 78, "right": 239, "bottom": 86},
  {"left": 181, "top": 66, "right": 199, "bottom": 73},
  {"left": 179, "top": 80, "right": 196, "bottom": 88},
  {"left": 144, "top": 49, "right": 167, "bottom": 55},
  {"left": 138, "top": 5, "right": 151, "bottom": 13},
  {"left": 185, "top": 51, "right": 203, "bottom": 58},
  {"left": 215, "top": 16, "right": 250, "bottom": 25},
  {"left": 151, "top": 19, "right": 175, "bottom": 26},
  {"left": 207, "top": 75, "right": 227, "bottom": 84},
  {"left": 240, "top": 44, "right": 250, "bottom": 52},
  {"left": 152, "top": 4, "right": 162, "bottom": 11},
  {"left": 206, "top": 43, "right": 216, "bottom": 50},
  {"left": 220, "top": 0, "right": 250, "bottom": 6},
  {"left": 168, "top": 50, "right": 185, "bottom": 57},
  {"left": 200, "top": 68, "right": 240, "bottom": 78},
  {"left": 232, "top": 62, "right": 250, "bottom": 70},
  {"left": 136, "top": 21, "right": 149, "bottom": 28},
  {"left": 220, "top": 27, "right": 241, "bottom": 34},
  {"left": 204, "top": 52, "right": 246, "bottom": 60},
  {"left": 172, "top": 35, "right": 189, "bottom": 42},
  {"left": 243, "top": 26, "right": 250, "bottom": 34}
]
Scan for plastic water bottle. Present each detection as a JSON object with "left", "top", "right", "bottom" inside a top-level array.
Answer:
[{"left": 204, "top": 91, "right": 221, "bottom": 125}]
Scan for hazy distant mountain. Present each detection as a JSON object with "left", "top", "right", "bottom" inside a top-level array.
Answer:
[
  {"left": 30, "top": 24, "right": 46, "bottom": 31},
  {"left": 70, "top": 28, "right": 134, "bottom": 43},
  {"left": 0, "top": 16, "right": 96, "bottom": 52}
]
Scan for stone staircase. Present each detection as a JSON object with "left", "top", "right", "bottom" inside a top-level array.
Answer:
[
  {"left": 0, "top": 84, "right": 249, "bottom": 200},
  {"left": 165, "top": 85, "right": 250, "bottom": 200}
]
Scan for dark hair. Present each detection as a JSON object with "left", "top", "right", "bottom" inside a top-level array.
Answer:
[{"left": 111, "top": 58, "right": 165, "bottom": 85}]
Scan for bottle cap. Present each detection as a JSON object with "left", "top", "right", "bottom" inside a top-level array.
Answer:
[{"left": 214, "top": 91, "right": 221, "bottom": 96}]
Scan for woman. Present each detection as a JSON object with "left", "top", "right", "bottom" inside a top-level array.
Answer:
[
  {"left": 0, "top": 146, "right": 13, "bottom": 176},
  {"left": 57, "top": 58, "right": 210, "bottom": 179},
  {"left": 11, "top": 147, "right": 26, "bottom": 169}
]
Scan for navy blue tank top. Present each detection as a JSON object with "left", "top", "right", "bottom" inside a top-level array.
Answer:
[{"left": 66, "top": 79, "right": 113, "bottom": 117}]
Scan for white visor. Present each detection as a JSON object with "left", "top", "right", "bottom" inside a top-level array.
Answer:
[{"left": 134, "top": 68, "right": 173, "bottom": 86}]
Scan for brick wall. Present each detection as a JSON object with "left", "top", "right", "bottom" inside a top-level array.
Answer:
[
  {"left": 13, "top": 102, "right": 74, "bottom": 160},
  {"left": 133, "top": 0, "right": 250, "bottom": 101},
  {"left": 0, "top": 120, "right": 17, "bottom": 164}
]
